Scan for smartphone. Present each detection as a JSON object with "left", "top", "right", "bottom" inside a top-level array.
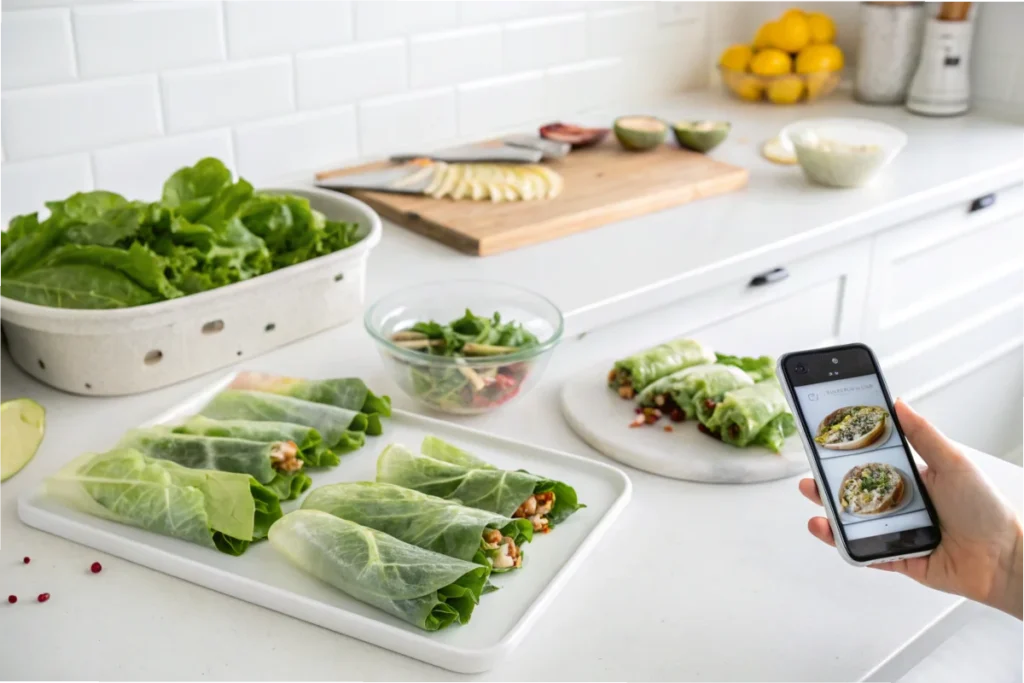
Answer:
[{"left": 777, "top": 343, "right": 941, "bottom": 566}]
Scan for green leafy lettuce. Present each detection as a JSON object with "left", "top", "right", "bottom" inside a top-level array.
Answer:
[
  {"left": 117, "top": 428, "right": 312, "bottom": 501},
  {"left": 303, "top": 481, "right": 533, "bottom": 572},
  {"left": 227, "top": 373, "right": 391, "bottom": 420},
  {"left": 269, "top": 510, "right": 490, "bottom": 631},
  {"left": 172, "top": 415, "right": 345, "bottom": 467},
  {"left": 199, "top": 389, "right": 381, "bottom": 443},
  {"left": 376, "top": 437, "right": 583, "bottom": 528},
  {"left": 0, "top": 158, "right": 366, "bottom": 309},
  {"left": 46, "top": 449, "right": 281, "bottom": 555}
]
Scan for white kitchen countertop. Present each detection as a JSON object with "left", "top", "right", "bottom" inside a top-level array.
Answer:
[
  {"left": 362, "top": 90, "right": 1024, "bottom": 333},
  {"left": 1, "top": 91, "right": 1022, "bottom": 681}
]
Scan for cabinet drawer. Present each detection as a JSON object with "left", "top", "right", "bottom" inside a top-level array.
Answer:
[
  {"left": 912, "top": 344, "right": 1023, "bottom": 458},
  {"left": 865, "top": 182, "right": 1024, "bottom": 357},
  {"left": 582, "top": 239, "right": 871, "bottom": 360},
  {"left": 883, "top": 299, "right": 1024, "bottom": 398}
]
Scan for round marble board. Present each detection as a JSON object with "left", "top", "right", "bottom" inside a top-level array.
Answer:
[{"left": 561, "top": 364, "right": 810, "bottom": 484}]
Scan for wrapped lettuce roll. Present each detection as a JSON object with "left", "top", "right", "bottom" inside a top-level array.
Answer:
[
  {"left": 172, "top": 415, "right": 355, "bottom": 467},
  {"left": 270, "top": 510, "right": 489, "bottom": 631},
  {"left": 714, "top": 353, "right": 776, "bottom": 382},
  {"left": 637, "top": 364, "right": 754, "bottom": 421},
  {"left": 303, "top": 482, "right": 533, "bottom": 572},
  {"left": 47, "top": 449, "right": 281, "bottom": 555},
  {"left": 200, "top": 389, "right": 379, "bottom": 444},
  {"left": 228, "top": 372, "right": 391, "bottom": 422},
  {"left": 700, "top": 380, "right": 795, "bottom": 452},
  {"left": 377, "top": 437, "right": 583, "bottom": 533},
  {"left": 608, "top": 339, "right": 714, "bottom": 398},
  {"left": 117, "top": 428, "right": 311, "bottom": 501}
]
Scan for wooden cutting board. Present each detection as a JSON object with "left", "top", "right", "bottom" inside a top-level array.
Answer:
[{"left": 318, "top": 140, "right": 748, "bottom": 256}]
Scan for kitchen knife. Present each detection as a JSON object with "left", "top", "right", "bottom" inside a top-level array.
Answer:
[
  {"left": 315, "top": 166, "right": 434, "bottom": 194},
  {"left": 502, "top": 134, "right": 571, "bottom": 159},
  {"left": 390, "top": 144, "right": 542, "bottom": 164}
]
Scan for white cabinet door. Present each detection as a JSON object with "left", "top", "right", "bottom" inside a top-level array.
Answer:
[
  {"left": 582, "top": 238, "right": 872, "bottom": 361},
  {"left": 863, "top": 182, "right": 1024, "bottom": 457},
  {"left": 910, "top": 344, "right": 1023, "bottom": 461}
]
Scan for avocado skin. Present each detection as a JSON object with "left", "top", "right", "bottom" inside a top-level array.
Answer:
[
  {"left": 672, "top": 121, "right": 731, "bottom": 153},
  {"left": 613, "top": 116, "right": 668, "bottom": 151}
]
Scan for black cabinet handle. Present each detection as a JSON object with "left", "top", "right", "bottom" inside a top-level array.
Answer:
[
  {"left": 749, "top": 267, "right": 789, "bottom": 287},
  {"left": 969, "top": 193, "right": 996, "bottom": 213}
]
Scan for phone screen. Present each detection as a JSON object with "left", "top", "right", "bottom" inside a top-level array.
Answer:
[{"left": 781, "top": 344, "right": 940, "bottom": 562}]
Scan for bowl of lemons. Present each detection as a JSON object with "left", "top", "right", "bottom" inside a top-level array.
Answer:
[{"left": 718, "top": 8, "right": 843, "bottom": 105}]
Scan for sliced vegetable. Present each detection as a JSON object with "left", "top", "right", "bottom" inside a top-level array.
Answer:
[{"left": 613, "top": 116, "right": 668, "bottom": 151}]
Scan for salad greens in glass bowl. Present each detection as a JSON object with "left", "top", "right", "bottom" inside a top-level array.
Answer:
[{"left": 365, "top": 281, "right": 563, "bottom": 415}]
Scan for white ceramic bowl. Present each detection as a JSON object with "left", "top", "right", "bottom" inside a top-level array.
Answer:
[{"left": 779, "top": 118, "right": 907, "bottom": 188}]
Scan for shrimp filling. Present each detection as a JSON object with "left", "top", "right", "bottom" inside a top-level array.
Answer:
[
  {"left": 482, "top": 528, "right": 521, "bottom": 569},
  {"left": 513, "top": 491, "right": 555, "bottom": 532},
  {"left": 270, "top": 441, "right": 303, "bottom": 473}
]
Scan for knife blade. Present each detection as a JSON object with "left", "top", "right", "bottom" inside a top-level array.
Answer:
[
  {"left": 502, "top": 134, "right": 571, "bottom": 159},
  {"left": 315, "top": 166, "right": 434, "bottom": 194},
  {"left": 389, "top": 144, "right": 542, "bottom": 164}
]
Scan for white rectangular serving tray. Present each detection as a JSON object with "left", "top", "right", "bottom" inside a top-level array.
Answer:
[{"left": 19, "top": 372, "right": 632, "bottom": 674}]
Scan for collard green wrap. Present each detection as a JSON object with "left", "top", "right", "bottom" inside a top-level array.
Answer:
[
  {"left": 702, "top": 380, "right": 796, "bottom": 452},
  {"left": 269, "top": 510, "right": 490, "bottom": 631},
  {"left": 200, "top": 390, "right": 379, "bottom": 444},
  {"left": 637, "top": 364, "right": 753, "bottom": 419},
  {"left": 608, "top": 339, "right": 714, "bottom": 394},
  {"left": 228, "top": 372, "right": 391, "bottom": 423},
  {"left": 47, "top": 448, "right": 281, "bottom": 555},
  {"left": 172, "top": 415, "right": 350, "bottom": 466},
  {"left": 303, "top": 482, "right": 533, "bottom": 572},
  {"left": 377, "top": 437, "right": 583, "bottom": 531},
  {"left": 117, "top": 428, "right": 311, "bottom": 501}
]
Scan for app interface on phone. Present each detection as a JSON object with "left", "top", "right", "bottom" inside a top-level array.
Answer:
[{"left": 794, "top": 375, "right": 932, "bottom": 540}]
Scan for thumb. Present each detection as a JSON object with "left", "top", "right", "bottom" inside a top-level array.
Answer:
[{"left": 894, "top": 399, "right": 962, "bottom": 471}]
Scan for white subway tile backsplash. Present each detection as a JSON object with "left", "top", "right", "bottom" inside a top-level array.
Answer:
[
  {"left": 234, "top": 107, "right": 358, "bottom": 183},
  {"left": 1, "top": 8, "right": 76, "bottom": 89},
  {"left": 410, "top": 26, "right": 502, "bottom": 88},
  {"left": 503, "top": 13, "right": 586, "bottom": 72},
  {"left": 296, "top": 40, "right": 407, "bottom": 110},
  {"left": 545, "top": 57, "right": 622, "bottom": 115},
  {"left": 73, "top": 2, "right": 224, "bottom": 78},
  {"left": 587, "top": 5, "right": 657, "bottom": 58},
  {"left": 92, "top": 129, "right": 234, "bottom": 202},
  {"left": 224, "top": 0, "right": 353, "bottom": 59},
  {"left": 358, "top": 88, "right": 457, "bottom": 157},
  {"left": 2, "top": 154, "right": 92, "bottom": 224},
  {"left": 161, "top": 58, "right": 294, "bottom": 133},
  {"left": 354, "top": 1, "right": 459, "bottom": 40},
  {"left": 458, "top": 71, "right": 545, "bottom": 137},
  {"left": 0, "top": 0, "right": 717, "bottom": 204},
  {"left": 2, "top": 76, "right": 161, "bottom": 159}
]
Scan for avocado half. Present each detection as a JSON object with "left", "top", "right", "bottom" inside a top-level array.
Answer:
[
  {"left": 613, "top": 116, "right": 668, "bottom": 151},
  {"left": 672, "top": 120, "right": 731, "bottom": 153}
]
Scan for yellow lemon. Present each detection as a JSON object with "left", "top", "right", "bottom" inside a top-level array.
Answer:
[
  {"left": 771, "top": 12, "right": 811, "bottom": 53},
  {"left": 807, "top": 12, "right": 836, "bottom": 44},
  {"left": 796, "top": 44, "right": 844, "bottom": 73},
  {"left": 750, "top": 48, "right": 792, "bottom": 76},
  {"left": 719, "top": 44, "right": 754, "bottom": 72},
  {"left": 767, "top": 75, "right": 805, "bottom": 104},
  {"left": 794, "top": 43, "right": 843, "bottom": 73},
  {"left": 753, "top": 22, "right": 776, "bottom": 50},
  {"left": 729, "top": 73, "right": 765, "bottom": 101}
]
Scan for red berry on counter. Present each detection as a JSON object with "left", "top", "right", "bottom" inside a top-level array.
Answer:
[
  {"left": 7, "top": 595, "right": 16, "bottom": 604},
  {"left": 37, "top": 593, "right": 50, "bottom": 603},
  {"left": 22, "top": 557, "right": 30, "bottom": 564},
  {"left": 90, "top": 562, "right": 102, "bottom": 574}
]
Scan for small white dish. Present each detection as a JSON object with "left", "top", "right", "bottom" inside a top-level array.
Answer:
[{"left": 779, "top": 118, "right": 907, "bottom": 188}]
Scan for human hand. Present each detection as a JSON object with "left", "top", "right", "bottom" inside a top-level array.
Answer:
[{"left": 798, "top": 399, "right": 1023, "bottom": 619}]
